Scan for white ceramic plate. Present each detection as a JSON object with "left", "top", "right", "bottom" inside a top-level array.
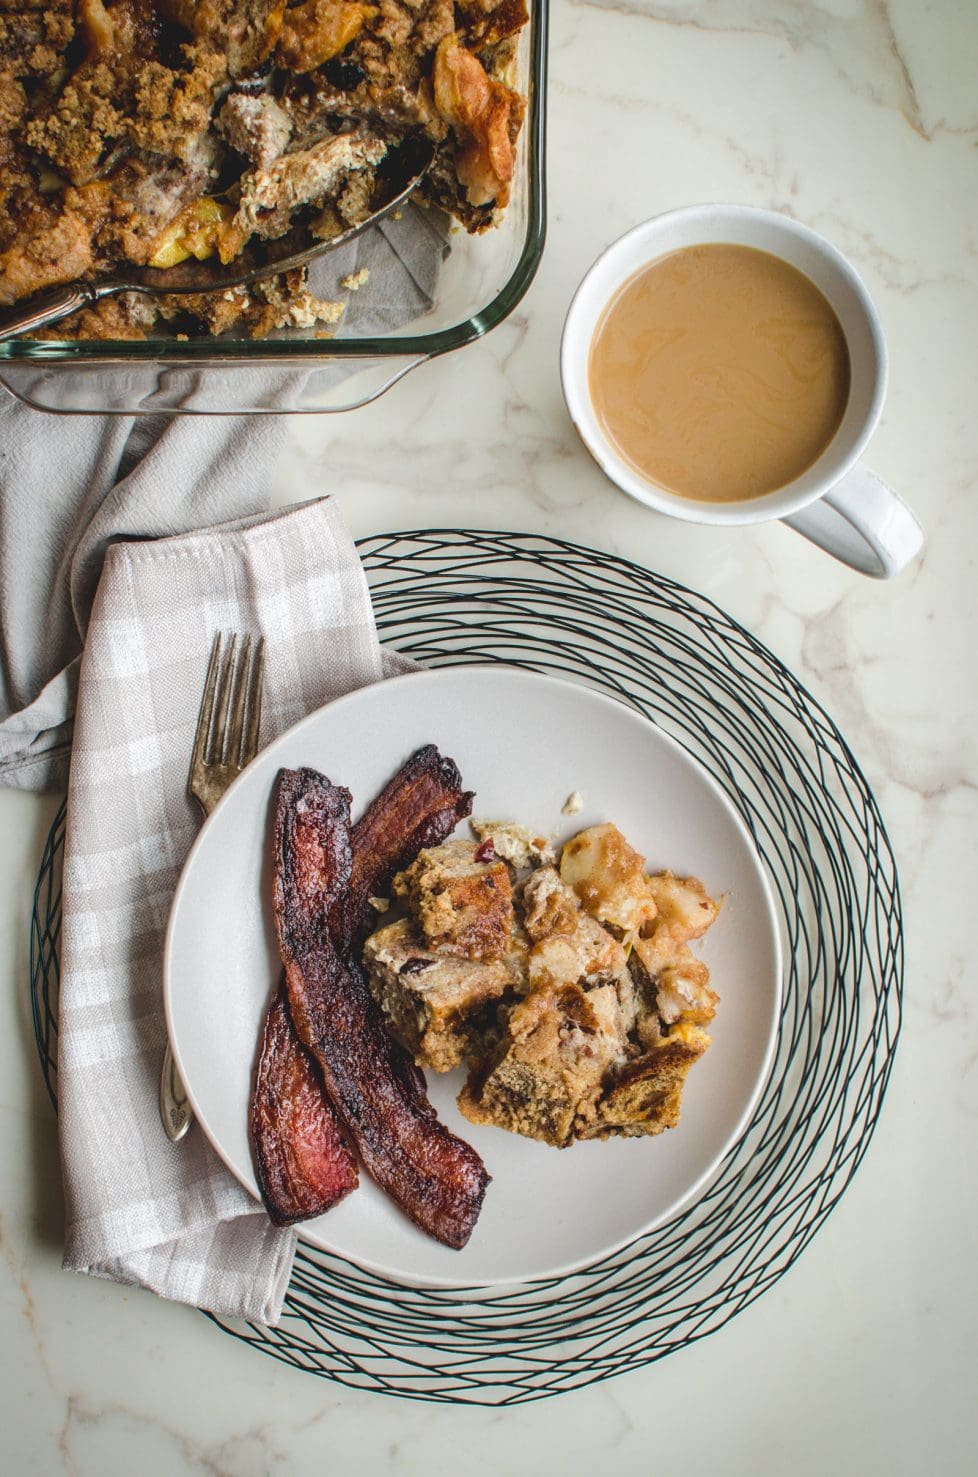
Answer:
[{"left": 164, "top": 667, "right": 782, "bottom": 1287}]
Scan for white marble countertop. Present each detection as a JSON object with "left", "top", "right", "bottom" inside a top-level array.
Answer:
[{"left": 3, "top": 1, "right": 975, "bottom": 1471}]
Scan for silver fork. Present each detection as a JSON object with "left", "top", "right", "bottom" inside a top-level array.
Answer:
[{"left": 160, "top": 632, "right": 265, "bottom": 1142}]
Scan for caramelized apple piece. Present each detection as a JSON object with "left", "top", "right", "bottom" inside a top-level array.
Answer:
[{"left": 433, "top": 34, "right": 525, "bottom": 209}]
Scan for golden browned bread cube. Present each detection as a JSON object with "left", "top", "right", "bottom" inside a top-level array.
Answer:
[
  {"left": 580, "top": 1024, "right": 711, "bottom": 1140},
  {"left": 393, "top": 838, "right": 514, "bottom": 961},
  {"left": 458, "top": 981, "right": 626, "bottom": 1147},
  {"left": 363, "top": 917, "right": 516, "bottom": 1073}
]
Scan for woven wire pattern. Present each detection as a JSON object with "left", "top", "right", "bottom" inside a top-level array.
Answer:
[
  {"left": 30, "top": 529, "right": 902, "bottom": 1405},
  {"left": 31, "top": 795, "right": 64, "bottom": 1112}
]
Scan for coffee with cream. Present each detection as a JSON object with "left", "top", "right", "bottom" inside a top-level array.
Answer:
[{"left": 588, "top": 244, "right": 851, "bottom": 503}]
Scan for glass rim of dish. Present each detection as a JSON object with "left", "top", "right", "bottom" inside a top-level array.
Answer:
[{"left": 0, "top": 0, "right": 549, "bottom": 367}]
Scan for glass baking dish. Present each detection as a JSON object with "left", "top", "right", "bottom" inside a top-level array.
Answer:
[{"left": 0, "top": 2, "right": 548, "bottom": 416}]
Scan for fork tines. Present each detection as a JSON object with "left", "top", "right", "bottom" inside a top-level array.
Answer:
[{"left": 193, "top": 631, "right": 264, "bottom": 774}]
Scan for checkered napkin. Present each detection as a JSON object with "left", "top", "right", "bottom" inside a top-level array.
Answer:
[{"left": 58, "top": 497, "right": 405, "bottom": 1323}]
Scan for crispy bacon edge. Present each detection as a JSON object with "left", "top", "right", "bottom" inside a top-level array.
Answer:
[
  {"left": 251, "top": 983, "right": 359, "bottom": 1226},
  {"left": 273, "top": 765, "right": 490, "bottom": 1249}
]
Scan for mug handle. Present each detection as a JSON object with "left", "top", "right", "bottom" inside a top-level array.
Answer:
[{"left": 782, "top": 464, "right": 924, "bottom": 578}]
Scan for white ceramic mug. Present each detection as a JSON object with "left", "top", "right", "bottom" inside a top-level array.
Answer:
[{"left": 560, "top": 205, "right": 924, "bottom": 578}]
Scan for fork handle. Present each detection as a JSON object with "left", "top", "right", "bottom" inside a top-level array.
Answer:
[
  {"left": 0, "top": 282, "right": 108, "bottom": 339},
  {"left": 159, "top": 788, "right": 214, "bottom": 1141},
  {"left": 160, "top": 1043, "right": 193, "bottom": 1141}
]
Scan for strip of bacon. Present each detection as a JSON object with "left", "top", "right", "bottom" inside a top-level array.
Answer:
[
  {"left": 251, "top": 984, "right": 359, "bottom": 1225},
  {"left": 274, "top": 766, "right": 490, "bottom": 1248},
  {"left": 249, "top": 746, "right": 472, "bottom": 1227}
]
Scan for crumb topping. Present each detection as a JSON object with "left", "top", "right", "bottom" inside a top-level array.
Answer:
[{"left": 0, "top": 0, "right": 529, "bottom": 337}]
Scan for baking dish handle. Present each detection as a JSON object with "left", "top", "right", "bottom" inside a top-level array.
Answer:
[{"left": 0, "top": 355, "right": 430, "bottom": 414}]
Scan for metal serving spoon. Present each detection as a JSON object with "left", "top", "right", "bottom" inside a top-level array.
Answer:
[{"left": 0, "top": 137, "right": 434, "bottom": 340}]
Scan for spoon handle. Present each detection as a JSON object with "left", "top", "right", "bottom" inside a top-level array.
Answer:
[{"left": 0, "top": 282, "right": 106, "bottom": 339}]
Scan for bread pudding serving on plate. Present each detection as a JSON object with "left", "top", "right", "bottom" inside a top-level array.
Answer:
[{"left": 364, "top": 820, "right": 721, "bottom": 1149}]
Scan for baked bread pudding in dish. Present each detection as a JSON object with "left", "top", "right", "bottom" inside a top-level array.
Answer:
[
  {"left": 364, "top": 821, "right": 722, "bottom": 1148},
  {"left": 0, "top": 0, "right": 529, "bottom": 338}
]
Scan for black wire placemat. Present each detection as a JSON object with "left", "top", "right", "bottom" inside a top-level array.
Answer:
[{"left": 30, "top": 529, "right": 902, "bottom": 1405}]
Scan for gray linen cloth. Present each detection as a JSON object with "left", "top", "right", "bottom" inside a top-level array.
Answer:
[
  {"left": 0, "top": 208, "right": 448, "bottom": 792},
  {"left": 59, "top": 496, "right": 412, "bottom": 1323},
  {"left": 0, "top": 210, "right": 447, "bottom": 1322},
  {"left": 0, "top": 409, "right": 285, "bottom": 790}
]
